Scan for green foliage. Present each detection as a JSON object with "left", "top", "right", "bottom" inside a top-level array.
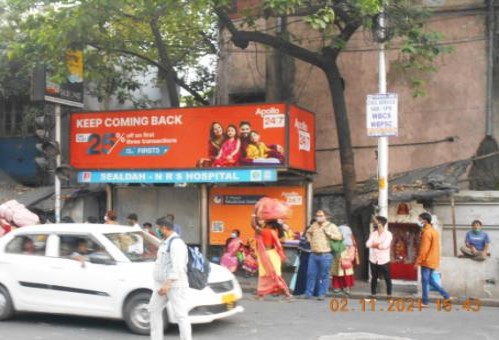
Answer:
[
  {"left": 387, "top": 3, "right": 453, "bottom": 97},
  {"left": 263, "top": 0, "right": 306, "bottom": 15},
  {"left": 252, "top": 0, "right": 451, "bottom": 96},
  {"left": 0, "top": 0, "right": 217, "bottom": 107},
  {"left": 304, "top": 6, "right": 336, "bottom": 31}
]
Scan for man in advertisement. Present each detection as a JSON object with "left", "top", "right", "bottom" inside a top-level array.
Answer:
[{"left": 238, "top": 121, "right": 253, "bottom": 165}]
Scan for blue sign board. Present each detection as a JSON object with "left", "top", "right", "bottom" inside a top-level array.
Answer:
[{"left": 77, "top": 168, "right": 277, "bottom": 184}]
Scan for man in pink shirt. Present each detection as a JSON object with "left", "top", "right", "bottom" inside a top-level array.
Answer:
[{"left": 366, "top": 215, "right": 393, "bottom": 299}]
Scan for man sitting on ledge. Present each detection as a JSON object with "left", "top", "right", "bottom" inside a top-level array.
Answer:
[{"left": 460, "top": 220, "right": 491, "bottom": 261}]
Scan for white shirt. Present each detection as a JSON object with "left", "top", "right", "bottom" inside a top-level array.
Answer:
[
  {"left": 366, "top": 229, "right": 393, "bottom": 265},
  {"left": 153, "top": 232, "right": 189, "bottom": 288}
]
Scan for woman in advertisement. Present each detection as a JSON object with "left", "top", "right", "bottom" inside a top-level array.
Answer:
[
  {"left": 208, "top": 122, "right": 225, "bottom": 160},
  {"left": 197, "top": 122, "right": 225, "bottom": 168},
  {"left": 213, "top": 124, "right": 241, "bottom": 167},
  {"left": 251, "top": 215, "right": 292, "bottom": 301}
]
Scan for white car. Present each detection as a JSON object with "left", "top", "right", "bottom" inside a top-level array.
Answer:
[{"left": 0, "top": 224, "right": 243, "bottom": 334}]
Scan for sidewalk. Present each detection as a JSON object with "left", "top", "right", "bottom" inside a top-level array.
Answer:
[{"left": 236, "top": 272, "right": 499, "bottom": 307}]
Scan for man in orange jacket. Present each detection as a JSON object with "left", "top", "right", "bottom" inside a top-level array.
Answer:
[{"left": 414, "top": 212, "right": 450, "bottom": 306}]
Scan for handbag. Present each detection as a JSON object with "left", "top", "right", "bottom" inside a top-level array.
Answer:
[
  {"left": 341, "top": 257, "right": 353, "bottom": 270},
  {"left": 330, "top": 239, "right": 345, "bottom": 255}
]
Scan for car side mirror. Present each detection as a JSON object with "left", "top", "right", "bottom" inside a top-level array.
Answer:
[{"left": 89, "top": 254, "right": 116, "bottom": 265}]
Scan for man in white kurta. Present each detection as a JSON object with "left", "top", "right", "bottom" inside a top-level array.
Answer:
[{"left": 149, "top": 217, "right": 191, "bottom": 340}]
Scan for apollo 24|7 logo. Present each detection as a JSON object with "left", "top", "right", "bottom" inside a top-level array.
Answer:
[{"left": 255, "top": 107, "right": 285, "bottom": 129}]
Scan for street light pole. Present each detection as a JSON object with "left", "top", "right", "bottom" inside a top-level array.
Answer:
[
  {"left": 55, "top": 103, "right": 61, "bottom": 223},
  {"left": 378, "top": 41, "right": 389, "bottom": 218}
]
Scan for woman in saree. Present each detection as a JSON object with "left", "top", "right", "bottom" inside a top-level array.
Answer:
[
  {"left": 251, "top": 216, "right": 292, "bottom": 300},
  {"left": 220, "top": 229, "right": 243, "bottom": 273},
  {"left": 330, "top": 225, "right": 358, "bottom": 296}
]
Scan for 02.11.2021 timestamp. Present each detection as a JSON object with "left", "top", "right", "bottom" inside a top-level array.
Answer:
[{"left": 329, "top": 297, "right": 481, "bottom": 312}]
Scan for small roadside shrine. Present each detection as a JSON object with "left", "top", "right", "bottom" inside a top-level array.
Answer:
[{"left": 68, "top": 103, "right": 316, "bottom": 256}]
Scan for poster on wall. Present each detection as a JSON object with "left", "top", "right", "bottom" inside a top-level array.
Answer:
[
  {"left": 69, "top": 103, "right": 315, "bottom": 173},
  {"left": 209, "top": 186, "right": 307, "bottom": 246}
]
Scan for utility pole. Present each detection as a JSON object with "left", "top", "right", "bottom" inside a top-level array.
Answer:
[{"left": 378, "top": 39, "right": 389, "bottom": 218}]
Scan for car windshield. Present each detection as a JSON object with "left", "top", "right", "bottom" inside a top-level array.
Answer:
[{"left": 104, "top": 231, "right": 159, "bottom": 262}]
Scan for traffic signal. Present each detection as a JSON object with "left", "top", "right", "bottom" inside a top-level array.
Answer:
[
  {"left": 55, "top": 164, "right": 74, "bottom": 182},
  {"left": 34, "top": 113, "right": 59, "bottom": 173}
]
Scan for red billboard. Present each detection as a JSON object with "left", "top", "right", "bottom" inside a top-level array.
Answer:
[
  {"left": 288, "top": 105, "right": 316, "bottom": 172},
  {"left": 69, "top": 103, "right": 315, "bottom": 172}
]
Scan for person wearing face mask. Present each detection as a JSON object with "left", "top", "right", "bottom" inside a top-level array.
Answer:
[
  {"left": 366, "top": 215, "right": 393, "bottom": 300},
  {"left": 104, "top": 210, "right": 119, "bottom": 225},
  {"left": 414, "top": 212, "right": 450, "bottom": 307},
  {"left": 300, "top": 209, "right": 342, "bottom": 301},
  {"left": 460, "top": 220, "right": 491, "bottom": 261},
  {"left": 220, "top": 229, "right": 243, "bottom": 273}
]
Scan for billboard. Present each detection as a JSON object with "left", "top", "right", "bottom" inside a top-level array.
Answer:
[
  {"left": 209, "top": 186, "right": 307, "bottom": 245},
  {"left": 32, "top": 50, "right": 84, "bottom": 108},
  {"left": 70, "top": 103, "right": 315, "bottom": 173},
  {"left": 288, "top": 105, "right": 316, "bottom": 172}
]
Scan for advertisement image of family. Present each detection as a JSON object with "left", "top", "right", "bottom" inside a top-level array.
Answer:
[{"left": 197, "top": 120, "right": 285, "bottom": 168}]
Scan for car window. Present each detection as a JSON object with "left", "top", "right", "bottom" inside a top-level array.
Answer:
[
  {"left": 58, "top": 235, "right": 111, "bottom": 260},
  {"left": 104, "top": 231, "right": 159, "bottom": 262},
  {"left": 5, "top": 234, "right": 48, "bottom": 256}
]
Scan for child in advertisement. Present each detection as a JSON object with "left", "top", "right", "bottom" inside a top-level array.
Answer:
[
  {"left": 213, "top": 124, "right": 241, "bottom": 167},
  {"left": 246, "top": 130, "right": 284, "bottom": 164}
]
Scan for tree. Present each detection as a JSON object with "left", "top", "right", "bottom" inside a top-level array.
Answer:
[
  {"left": 213, "top": 0, "right": 450, "bottom": 220},
  {"left": 0, "top": 0, "right": 218, "bottom": 107}
]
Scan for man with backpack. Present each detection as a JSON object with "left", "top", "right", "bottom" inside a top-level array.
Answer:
[{"left": 149, "top": 216, "right": 192, "bottom": 340}]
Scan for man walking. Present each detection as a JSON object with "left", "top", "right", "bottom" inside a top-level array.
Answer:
[
  {"left": 366, "top": 216, "right": 393, "bottom": 299},
  {"left": 302, "top": 209, "right": 342, "bottom": 300},
  {"left": 415, "top": 212, "right": 450, "bottom": 307},
  {"left": 149, "top": 217, "right": 191, "bottom": 340}
]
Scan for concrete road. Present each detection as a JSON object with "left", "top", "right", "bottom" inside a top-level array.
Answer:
[{"left": 1, "top": 296, "right": 498, "bottom": 340}]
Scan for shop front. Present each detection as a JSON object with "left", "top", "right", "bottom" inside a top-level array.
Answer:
[{"left": 68, "top": 103, "right": 315, "bottom": 253}]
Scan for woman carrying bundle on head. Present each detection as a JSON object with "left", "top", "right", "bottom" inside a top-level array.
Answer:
[{"left": 251, "top": 197, "right": 293, "bottom": 301}]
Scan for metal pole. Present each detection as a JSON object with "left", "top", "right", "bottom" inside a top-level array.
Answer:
[
  {"left": 54, "top": 104, "right": 61, "bottom": 223},
  {"left": 200, "top": 184, "right": 208, "bottom": 255},
  {"left": 378, "top": 42, "right": 389, "bottom": 218},
  {"left": 451, "top": 195, "right": 457, "bottom": 257},
  {"left": 486, "top": 0, "right": 495, "bottom": 136},
  {"left": 306, "top": 180, "right": 313, "bottom": 223}
]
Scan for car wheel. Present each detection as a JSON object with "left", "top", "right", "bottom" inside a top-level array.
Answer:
[
  {"left": 0, "top": 286, "right": 14, "bottom": 321},
  {"left": 123, "top": 292, "right": 169, "bottom": 335}
]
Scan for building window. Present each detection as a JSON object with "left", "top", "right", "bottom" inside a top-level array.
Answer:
[{"left": 229, "top": 91, "right": 265, "bottom": 104}]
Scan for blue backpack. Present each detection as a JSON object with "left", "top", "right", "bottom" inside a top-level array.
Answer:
[{"left": 167, "top": 237, "right": 210, "bottom": 290}]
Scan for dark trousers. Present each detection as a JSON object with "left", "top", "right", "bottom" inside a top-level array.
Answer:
[{"left": 370, "top": 262, "right": 392, "bottom": 296}]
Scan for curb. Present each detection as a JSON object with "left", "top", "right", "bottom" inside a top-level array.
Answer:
[{"left": 240, "top": 285, "right": 499, "bottom": 307}]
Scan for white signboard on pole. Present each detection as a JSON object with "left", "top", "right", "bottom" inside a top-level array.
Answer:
[{"left": 366, "top": 93, "right": 398, "bottom": 137}]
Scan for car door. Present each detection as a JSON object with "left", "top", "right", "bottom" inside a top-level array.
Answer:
[
  {"left": 1, "top": 233, "right": 62, "bottom": 312},
  {"left": 42, "top": 233, "right": 123, "bottom": 317}
]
